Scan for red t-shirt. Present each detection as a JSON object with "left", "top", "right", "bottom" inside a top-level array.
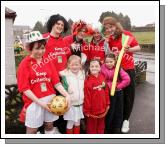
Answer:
[
  {"left": 83, "top": 74, "right": 110, "bottom": 116},
  {"left": 88, "top": 39, "right": 105, "bottom": 62},
  {"left": 17, "top": 55, "right": 60, "bottom": 122},
  {"left": 108, "top": 30, "right": 139, "bottom": 70},
  {"left": 44, "top": 34, "right": 71, "bottom": 73}
]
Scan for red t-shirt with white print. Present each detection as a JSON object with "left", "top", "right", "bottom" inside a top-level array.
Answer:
[
  {"left": 108, "top": 30, "right": 139, "bottom": 70},
  {"left": 44, "top": 34, "right": 71, "bottom": 74},
  {"left": 17, "top": 55, "right": 60, "bottom": 122}
]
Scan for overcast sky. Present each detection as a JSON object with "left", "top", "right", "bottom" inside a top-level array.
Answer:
[{"left": 4, "top": 1, "right": 157, "bottom": 29}]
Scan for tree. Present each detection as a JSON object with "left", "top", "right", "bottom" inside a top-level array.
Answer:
[
  {"left": 43, "top": 22, "right": 48, "bottom": 33},
  {"left": 68, "top": 18, "right": 73, "bottom": 27},
  {"left": 123, "top": 15, "right": 131, "bottom": 31},
  {"left": 99, "top": 11, "right": 113, "bottom": 23},
  {"left": 33, "top": 21, "right": 45, "bottom": 33}
]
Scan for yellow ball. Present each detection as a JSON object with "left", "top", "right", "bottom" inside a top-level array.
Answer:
[{"left": 49, "top": 96, "right": 68, "bottom": 116}]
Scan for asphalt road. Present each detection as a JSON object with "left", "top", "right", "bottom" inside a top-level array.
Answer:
[{"left": 129, "top": 81, "right": 155, "bottom": 134}]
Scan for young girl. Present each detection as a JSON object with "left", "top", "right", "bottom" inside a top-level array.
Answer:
[
  {"left": 101, "top": 53, "right": 130, "bottom": 134},
  {"left": 83, "top": 59, "right": 110, "bottom": 134},
  {"left": 59, "top": 55, "right": 85, "bottom": 134}
]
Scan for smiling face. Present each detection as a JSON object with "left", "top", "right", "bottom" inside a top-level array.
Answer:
[
  {"left": 104, "top": 24, "right": 116, "bottom": 36},
  {"left": 52, "top": 20, "right": 64, "bottom": 34},
  {"left": 89, "top": 60, "right": 101, "bottom": 76},
  {"left": 93, "top": 29, "right": 102, "bottom": 42},
  {"left": 31, "top": 42, "right": 45, "bottom": 59},
  {"left": 68, "top": 57, "right": 81, "bottom": 74},
  {"left": 76, "top": 28, "right": 86, "bottom": 40},
  {"left": 105, "top": 57, "right": 116, "bottom": 69}
]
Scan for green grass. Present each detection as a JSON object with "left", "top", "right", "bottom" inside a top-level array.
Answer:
[
  {"left": 84, "top": 32, "right": 155, "bottom": 44},
  {"left": 132, "top": 32, "right": 155, "bottom": 44}
]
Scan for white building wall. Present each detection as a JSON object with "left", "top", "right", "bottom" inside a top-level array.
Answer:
[{"left": 5, "top": 18, "right": 16, "bottom": 85}]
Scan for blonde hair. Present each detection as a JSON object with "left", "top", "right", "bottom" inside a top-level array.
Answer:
[{"left": 67, "top": 55, "right": 82, "bottom": 69}]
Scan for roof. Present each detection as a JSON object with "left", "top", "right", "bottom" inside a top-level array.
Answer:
[{"left": 5, "top": 7, "right": 17, "bottom": 21}]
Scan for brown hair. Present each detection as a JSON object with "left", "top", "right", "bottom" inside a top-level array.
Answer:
[
  {"left": 27, "top": 39, "right": 46, "bottom": 51},
  {"left": 105, "top": 52, "right": 117, "bottom": 65},
  {"left": 90, "top": 58, "right": 101, "bottom": 65},
  {"left": 105, "top": 52, "right": 116, "bottom": 60},
  {"left": 103, "top": 17, "right": 123, "bottom": 39}
]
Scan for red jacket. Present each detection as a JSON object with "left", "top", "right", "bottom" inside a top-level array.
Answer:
[
  {"left": 108, "top": 30, "right": 139, "bottom": 70},
  {"left": 44, "top": 34, "right": 71, "bottom": 73},
  {"left": 88, "top": 39, "right": 105, "bottom": 62},
  {"left": 83, "top": 74, "right": 110, "bottom": 116}
]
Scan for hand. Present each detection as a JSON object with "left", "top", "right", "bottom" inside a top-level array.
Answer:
[
  {"left": 85, "top": 113, "right": 99, "bottom": 119},
  {"left": 100, "top": 60, "right": 104, "bottom": 64},
  {"left": 116, "top": 82, "right": 119, "bottom": 89},
  {"left": 98, "top": 106, "right": 110, "bottom": 118},
  {"left": 85, "top": 114, "right": 90, "bottom": 117},
  {"left": 124, "top": 44, "right": 130, "bottom": 52},
  {"left": 89, "top": 114, "right": 99, "bottom": 119},
  {"left": 65, "top": 95, "right": 71, "bottom": 111},
  {"left": 37, "top": 101, "right": 52, "bottom": 112}
]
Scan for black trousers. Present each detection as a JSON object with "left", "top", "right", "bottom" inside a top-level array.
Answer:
[
  {"left": 123, "top": 69, "right": 136, "bottom": 120},
  {"left": 105, "top": 90, "right": 124, "bottom": 134}
]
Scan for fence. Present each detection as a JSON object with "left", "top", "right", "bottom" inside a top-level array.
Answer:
[{"left": 140, "top": 44, "right": 155, "bottom": 53}]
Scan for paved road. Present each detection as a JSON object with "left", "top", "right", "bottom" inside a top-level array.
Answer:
[
  {"left": 128, "top": 52, "right": 155, "bottom": 134},
  {"left": 134, "top": 52, "right": 155, "bottom": 84},
  {"left": 129, "top": 81, "right": 155, "bottom": 134}
]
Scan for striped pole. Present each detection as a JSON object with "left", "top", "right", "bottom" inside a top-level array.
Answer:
[{"left": 110, "top": 34, "right": 129, "bottom": 96}]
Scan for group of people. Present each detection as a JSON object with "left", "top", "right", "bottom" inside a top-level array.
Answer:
[{"left": 17, "top": 14, "right": 141, "bottom": 134}]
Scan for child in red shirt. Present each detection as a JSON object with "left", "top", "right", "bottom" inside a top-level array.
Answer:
[
  {"left": 17, "top": 31, "right": 70, "bottom": 134},
  {"left": 83, "top": 59, "right": 110, "bottom": 134}
]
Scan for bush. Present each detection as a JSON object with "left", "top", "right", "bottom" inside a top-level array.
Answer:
[{"left": 5, "top": 84, "right": 26, "bottom": 134}]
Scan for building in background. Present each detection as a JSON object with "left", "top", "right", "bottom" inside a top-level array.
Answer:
[
  {"left": 13, "top": 25, "right": 32, "bottom": 44},
  {"left": 5, "top": 7, "right": 17, "bottom": 85}
]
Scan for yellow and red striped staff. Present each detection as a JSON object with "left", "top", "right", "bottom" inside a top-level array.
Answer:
[{"left": 110, "top": 34, "right": 130, "bottom": 96}]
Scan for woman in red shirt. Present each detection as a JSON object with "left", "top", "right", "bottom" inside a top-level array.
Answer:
[
  {"left": 44, "top": 14, "right": 71, "bottom": 75},
  {"left": 88, "top": 26, "right": 105, "bottom": 64},
  {"left": 63, "top": 20, "right": 89, "bottom": 69},
  {"left": 17, "top": 31, "right": 70, "bottom": 134},
  {"left": 84, "top": 59, "right": 110, "bottom": 134},
  {"left": 102, "top": 17, "right": 141, "bottom": 133}
]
